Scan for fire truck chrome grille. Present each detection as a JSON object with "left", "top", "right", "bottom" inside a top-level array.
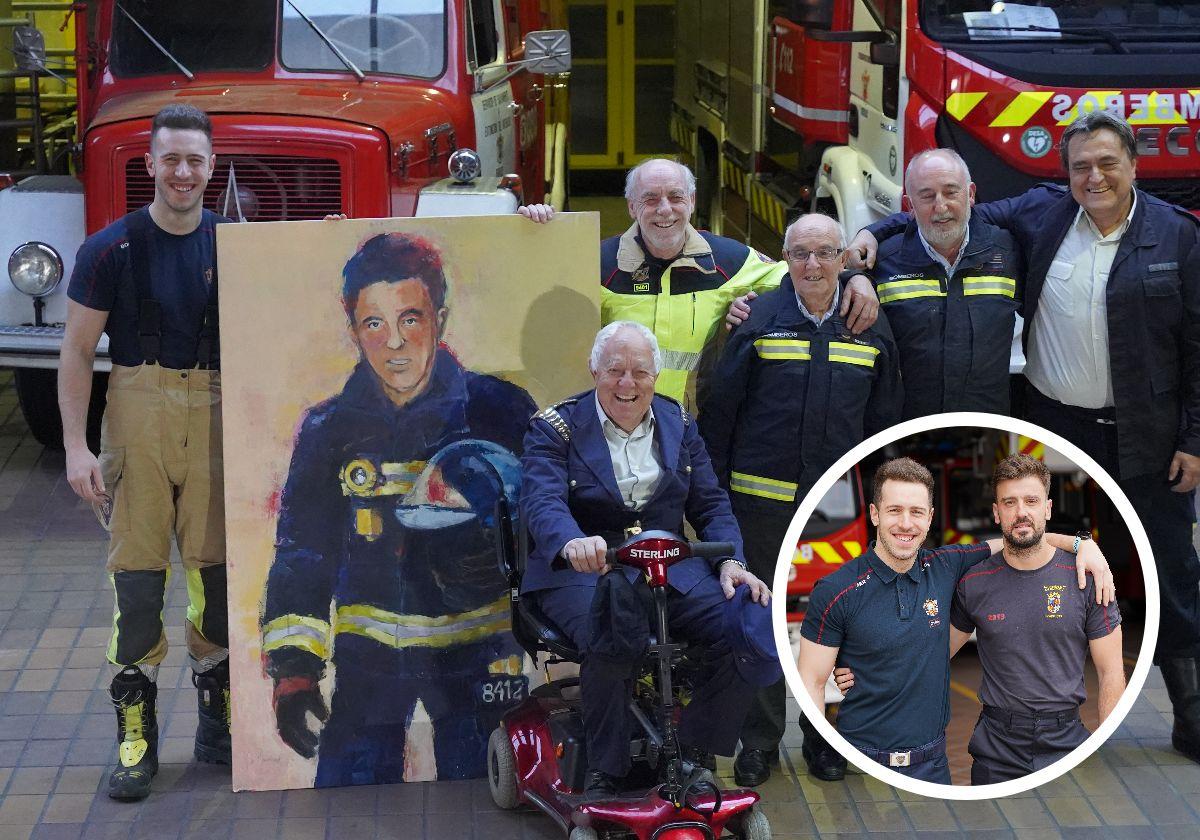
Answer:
[{"left": 124, "top": 156, "right": 343, "bottom": 221}]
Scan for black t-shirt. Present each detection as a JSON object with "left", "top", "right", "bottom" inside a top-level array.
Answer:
[{"left": 67, "top": 207, "right": 227, "bottom": 369}]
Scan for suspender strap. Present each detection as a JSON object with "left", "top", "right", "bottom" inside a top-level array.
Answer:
[
  {"left": 124, "top": 210, "right": 162, "bottom": 366},
  {"left": 195, "top": 302, "right": 219, "bottom": 370}
]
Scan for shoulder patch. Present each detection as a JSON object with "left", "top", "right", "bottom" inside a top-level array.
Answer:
[
  {"left": 655, "top": 394, "right": 691, "bottom": 426},
  {"left": 535, "top": 406, "right": 571, "bottom": 442}
]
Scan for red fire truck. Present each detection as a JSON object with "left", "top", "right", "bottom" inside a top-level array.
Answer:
[
  {"left": 786, "top": 467, "right": 870, "bottom": 622},
  {"left": 0, "top": 0, "right": 570, "bottom": 446},
  {"left": 672, "top": 0, "right": 1200, "bottom": 253}
]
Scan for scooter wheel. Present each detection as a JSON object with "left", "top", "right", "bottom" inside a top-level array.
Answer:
[
  {"left": 487, "top": 726, "right": 520, "bottom": 809},
  {"left": 737, "top": 804, "right": 772, "bottom": 840},
  {"left": 568, "top": 828, "right": 599, "bottom": 840}
]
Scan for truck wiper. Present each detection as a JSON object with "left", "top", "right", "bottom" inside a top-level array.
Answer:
[
  {"left": 284, "top": 0, "right": 365, "bottom": 82},
  {"left": 115, "top": 2, "right": 194, "bottom": 80},
  {"left": 967, "top": 24, "right": 1127, "bottom": 54}
]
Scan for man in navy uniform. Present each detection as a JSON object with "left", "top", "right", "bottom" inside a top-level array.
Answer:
[
  {"left": 521, "top": 320, "right": 774, "bottom": 797},
  {"left": 261, "top": 232, "right": 537, "bottom": 786},
  {"left": 850, "top": 111, "right": 1200, "bottom": 763},
  {"left": 700, "top": 212, "right": 902, "bottom": 786}
]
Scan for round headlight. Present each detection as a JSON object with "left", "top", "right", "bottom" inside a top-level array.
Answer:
[{"left": 8, "top": 242, "right": 63, "bottom": 297}]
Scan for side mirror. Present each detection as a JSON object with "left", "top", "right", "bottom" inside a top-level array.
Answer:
[
  {"left": 524, "top": 30, "right": 571, "bottom": 74},
  {"left": 13, "top": 25, "right": 47, "bottom": 73},
  {"left": 869, "top": 38, "right": 900, "bottom": 67}
]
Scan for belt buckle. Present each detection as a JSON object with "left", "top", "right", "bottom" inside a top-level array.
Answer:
[{"left": 888, "top": 751, "right": 911, "bottom": 768}]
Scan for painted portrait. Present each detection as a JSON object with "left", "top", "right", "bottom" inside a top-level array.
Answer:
[{"left": 217, "top": 214, "right": 599, "bottom": 790}]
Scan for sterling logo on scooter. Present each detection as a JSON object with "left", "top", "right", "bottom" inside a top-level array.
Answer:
[{"left": 629, "top": 547, "right": 682, "bottom": 560}]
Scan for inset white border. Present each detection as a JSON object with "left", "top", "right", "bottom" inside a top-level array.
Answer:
[{"left": 772, "top": 411, "right": 1160, "bottom": 800}]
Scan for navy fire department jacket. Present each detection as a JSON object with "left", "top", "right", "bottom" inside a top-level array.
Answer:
[
  {"left": 872, "top": 215, "right": 1021, "bottom": 419},
  {"left": 520, "top": 391, "right": 744, "bottom": 594},
  {"left": 262, "top": 349, "right": 536, "bottom": 678},
  {"left": 869, "top": 184, "right": 1200, "bottom": 479},
  {"left": 698, "top": 272, "right": 903, "bottom": 513}
]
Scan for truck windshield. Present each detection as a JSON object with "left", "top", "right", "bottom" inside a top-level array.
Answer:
[
  {"left": 923, "top": 1, "right": 1200, "bottom": 42},
  {"left": 110, "top": 0, "right": 276, "bottom": 77},
  {"left": 280, "top": 0, "right": 446, "bottom": 79}
]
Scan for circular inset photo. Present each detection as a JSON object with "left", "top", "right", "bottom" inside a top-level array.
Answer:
[{"left": 776, "top": 413, "right": 1158, "bottom": 799}]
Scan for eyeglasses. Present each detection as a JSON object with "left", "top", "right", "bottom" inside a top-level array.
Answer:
[{"left": 783, "top": 246, "right": 843, "bottom": 263}]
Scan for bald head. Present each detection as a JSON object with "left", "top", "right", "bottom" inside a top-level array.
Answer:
[{"left": 783, "top": 213, "right": 846, "bottom": 318}]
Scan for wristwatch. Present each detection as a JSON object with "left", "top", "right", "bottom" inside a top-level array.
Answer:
[{"left": 1072, "top": 531, "right": 1092, "bottom": 553}]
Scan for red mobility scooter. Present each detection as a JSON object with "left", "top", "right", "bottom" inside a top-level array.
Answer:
[{"left": 486, "top": 519, "right": 772, "bottom": 840}]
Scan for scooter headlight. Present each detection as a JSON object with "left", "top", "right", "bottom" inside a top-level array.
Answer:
[{"left": 8, "top": 242, "right": 63, "bottom": 297}]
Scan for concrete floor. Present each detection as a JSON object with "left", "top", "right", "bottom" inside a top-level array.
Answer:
[{"left": 0, "top": 368, "right": 1198, "bottom": 839}]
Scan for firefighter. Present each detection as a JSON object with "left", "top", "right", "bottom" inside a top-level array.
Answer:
[
  {"left": 867, "top": 149, "right": 1022, "bottom": 419},
  {"left": 519, "top": 159, "right": 880, "bottom": 413},
  {"left": 261, "top": 233, "right": 537, "bottom": 786},
  {"left": 698, "top": 213, "right": 903, "bottom": 785},
  {"left": 60, "top": 104, "right": 230, "bottom": 801},
  {"left": 851, "top": 111, "right": 1200, "bottom": 765}
]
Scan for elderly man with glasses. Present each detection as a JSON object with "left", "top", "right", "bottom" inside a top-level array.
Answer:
[{"left": 698, "top": 212, "right": 902, "bottom": 785}]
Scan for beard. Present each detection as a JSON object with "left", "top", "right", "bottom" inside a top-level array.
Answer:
[
  {"left": 1003, "top": 519, "right": 1045, "bottom": 550},
  {"left": 918, "top": 208, "right": 969, "bottom": 250}
]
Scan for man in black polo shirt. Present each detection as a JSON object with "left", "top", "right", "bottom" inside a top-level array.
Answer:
[
  {"left": 950, "top": 454, "right": 1123, "bottom": 783},
  {"left": 798, "top": 457, "right": 1113, "bottom": 783}
]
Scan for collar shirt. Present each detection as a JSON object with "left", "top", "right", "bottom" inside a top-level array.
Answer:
[
  {"left": 1025, "top": 194, "right": 1136, "bottom": 409},
  {"left": 916, "top": 222, "right": 971, "bottom": 279},
  {"left": 596, "top": 395, "right": 662, "bottom": 510},
  {"left": 795, "top": 281, "right": 841, "bottom": 329}
]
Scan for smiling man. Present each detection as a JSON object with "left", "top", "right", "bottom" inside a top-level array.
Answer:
[
  {"left": 521, "top": 321, "right": 775, "bottom": 798},
  {"left": 699, "top": 213, "right": 902, "bottom": 785},
  {"left": 865, "top": 149, "right": 1022, "bottom": 419},
  {"left": 260, "top": 232, "right": 538, "bottom": 786},
  {"left": 59, "top": 104, "right": 231, "bottom": 801},
  {"left": 798, "top": 457, "right": 1116, "bottom": 784},
  {"left": 849, "top": 111, "right": 1200, "bottom": 764}
]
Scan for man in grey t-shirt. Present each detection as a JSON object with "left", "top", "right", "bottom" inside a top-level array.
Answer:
[{"left": 950, "top": 454, "right": 1124, "bottom": 783}]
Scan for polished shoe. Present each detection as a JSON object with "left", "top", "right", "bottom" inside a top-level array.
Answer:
[
  {"left": 1161, "top": 657, "right": 1200, "bottom": 764},
  {"left": 584, "top": 768, "right": 620, "bottom": 799},
  {"left": 800, "top": 714, "right": 847, "bottom": 781},
  {"left": 733, "top": 747, "right": 777, "bottom": 787},
  {"left": 681, "top": 744, "right": 717, "bottom": 772}
]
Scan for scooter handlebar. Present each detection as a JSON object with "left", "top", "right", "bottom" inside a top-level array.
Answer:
[{"left": 602, "top": 540, "right": 736, "bottom": 562}]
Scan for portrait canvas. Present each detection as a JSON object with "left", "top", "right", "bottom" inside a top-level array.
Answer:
[{"left": 217, "top": 213, "right": 599, "bottom": 791}]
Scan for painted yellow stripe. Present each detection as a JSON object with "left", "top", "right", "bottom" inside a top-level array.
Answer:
[
  {"left": 812, "top": 542, "right": 844, "bottom": 565},
  {"left": 1019, "top": 436, "right": 1046, "bottom": 460},
  {"left": 950, "top": 679, "right": 980, "bottom": 703},
  {"left": 990, "top": 90, "right": 1054, "bottom": 127},
  {"left": 946, "top": 91, "right": 987, "bottom": 121},
  {"left": 843, "top": 541, "right": 863, "bottom": 557},
  {"left": 262, "top": 634, "right": 328, "bottom": 659},
  {"left": 335, "top": 617, "right": 511, "bottom": 649},
  {"left": 1054, "top": 90, "right": 1121, "bottom": 126}
]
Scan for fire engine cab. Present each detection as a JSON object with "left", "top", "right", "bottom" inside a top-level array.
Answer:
[{"left": 672, "top": 0, "right": 1200, "bottom": 253}]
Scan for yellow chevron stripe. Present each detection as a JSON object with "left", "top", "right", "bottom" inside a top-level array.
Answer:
[
  {"left": 812, "top": 542, "right": 844, "bottom": 565},
  {"left": 843, "top": 541, "right": 862, "bottom": 557},
  {"left": 990, "top": 91, "right": 1054, "bottom": 127},
  {"left": 946, "top": 91, "right": 987, "bottom": 121}
]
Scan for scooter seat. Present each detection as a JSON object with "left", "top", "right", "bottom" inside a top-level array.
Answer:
[{"left": 517, "top": 597, "right": 583, "bottom": 662}]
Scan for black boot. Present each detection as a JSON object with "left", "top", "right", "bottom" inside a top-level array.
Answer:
[
  {"left": 108, "top": 667, "right": 158, "bottom": 801},
  {"left": 193, "top": 660, "right": 232, "bottom": 765},
  {"left": 1161, "top": 658, "right": 1200, "bottom": 764},
  {"left": 800, "top": 714, "right": 846, "bottom": 782}
]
